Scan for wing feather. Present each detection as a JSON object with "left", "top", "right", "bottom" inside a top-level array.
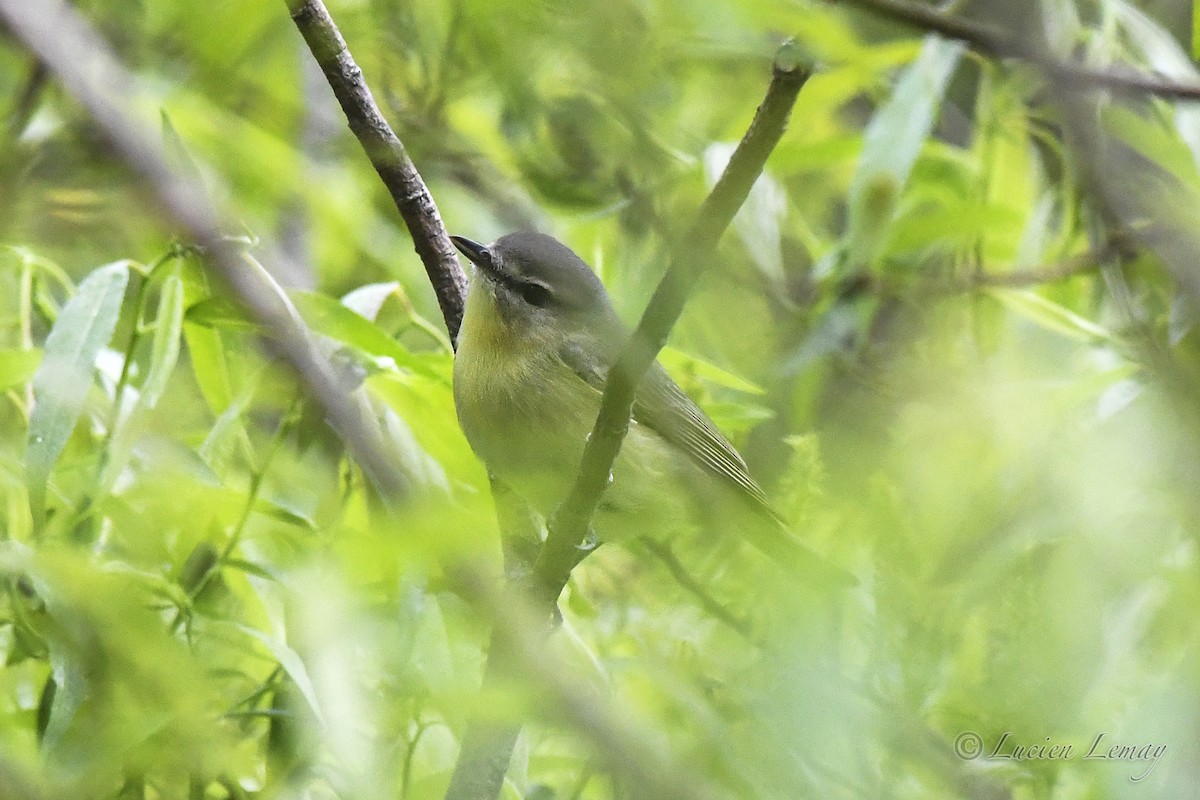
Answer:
[{"left": 558, "top": 340, "right": 775, "bottom": 517}]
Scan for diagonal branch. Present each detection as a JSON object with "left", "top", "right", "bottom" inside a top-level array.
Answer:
[
  {"left": 0, "top": 0, "right": 408, "bottom": 497},
  {"left": 532, "top": 48, "right": 812, "bottom": 601},
  {"left": 284, "top": 0, "right": 468, "bottom": 342},
  {"left": 838, "top": 0, "right": 1200, "bottom": 102}
]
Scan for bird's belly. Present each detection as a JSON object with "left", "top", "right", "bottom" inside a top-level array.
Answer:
[
  {"left": 454, "top": 349, "right": 694, "bottom": 537},
  {"left": 454, "top": 346, "right": 589, "bottom": 504}
]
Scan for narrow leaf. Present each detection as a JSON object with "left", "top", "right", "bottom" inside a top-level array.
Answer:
[
  {"left": 26, "top": 261, "right": 130, "bottom": 521},
  {"left": 236, "top": 625, "right": 325, "bottom": 725},
  {"left": 291, "top": 290, "right": 439, "bottom": 379},
  {"left": 658, "top": 347, "right": 765, "bottom": 395},
  {"left": 986, "top": 288, "right": 1112, "bottom": 342},
  {"left": 139, "top": 268, "right": 185, "bottom": 408},
  {"left": 341, "top": 281, "right": 403, "bottom": 322},
  {"left": 846, "top": 37, "right": 965, "bottom": 266}
]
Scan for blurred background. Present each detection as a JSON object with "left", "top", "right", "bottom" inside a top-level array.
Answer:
[{"left": 1, "top": 0, "right": 1199, "bottom": 798}]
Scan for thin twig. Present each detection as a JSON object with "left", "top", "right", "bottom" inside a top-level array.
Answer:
[
  {"left": 843, "top": 246, "right": 1113, "bottom": 299},
  {"left": 838, "top": 0, "right": 1200, "bottom": 101},
  {"left": 951, "top": 250, "right": 1103, "bottom": 290},
  {"left": 283, "top": 0, "right": 468, "bottom": 342},
  {"left": 639, "top": 538, "right": 755, "bottom": 640},
  {"left": 0, "top": 0, "right": 408, "bottom": 497},
  {"left": 533, "top": 48, "right": 812, "bottom": 603}
]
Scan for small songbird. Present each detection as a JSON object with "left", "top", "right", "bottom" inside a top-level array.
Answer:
[{"left": 450, "top": 232, "right": 844, "bottom": 581}]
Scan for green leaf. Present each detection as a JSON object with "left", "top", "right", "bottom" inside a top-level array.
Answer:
[
  {"left": 185, "top": 297, "right": 261, "bottom": 331},
  {"left": 221, "top": 558, "right": 279, "bottom": 582},
  {"left": 253, "top": 497, "right": 317, "bottom": 530},
  {"left": 705, "top": 142, "right": 786, "bottom": 282},
  {"left": 26, "top": 260, "right": 130, "bottom": 523},
  {"left": 235, "top": 624, "right": 325, "bottom": 725},
  {"left": 658, "top": 347, "right": 765, "bottom": 395},
  {"left": 197, "top": 375, "right": 258, "bottom": 477},
  {"left": 290, "top": 290, "right": 442, "bottom": 381},
  {"left": 1195, "top": 0, "right": 1200, "bottom": 61},
  {"left": 183, "top": 323, "right": 235, "bottom": 415},
  {"left": 340, "top": 281, "right": 404, "bottom": 322},
  {"left": 846, "top": 37, "right": 965, "bottom": 267},
  {"left": 0, "top": 348, "right": 42, "bottom": 392},
  {"left": 985, "top": 288, "right": 1113, "bottom": 342},
  {"left": 161, "top": 110, "right": 206, "bottom": 187},
  {"left": 138, "top": 268, "right": 185, "bottom": 409}
]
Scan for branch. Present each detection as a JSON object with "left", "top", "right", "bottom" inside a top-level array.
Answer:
[
  {"left": 639, "top": 538, "right": 754, "bottom": 640},
  {"left": 955, "top": 250, "right": 1105, "bottom": 290},
  {"left": 838, "top": 0, "right": 1200, "bottom": 102},
  {"left": 841, "top": 245, "right": 1115, "bottom": 299},
  {"left": 284, "top": 0, "right": 468, "bottom": 342},
  {"left": 0, "top": 0, "right": 407, "bottom": 497},
  {"left": 533, "top": 47, "right": 811, "bottom": 601}
]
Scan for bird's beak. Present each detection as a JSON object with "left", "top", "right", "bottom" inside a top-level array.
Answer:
[{"left": 450, "top": 235, "right": 491, "bottom": 271}]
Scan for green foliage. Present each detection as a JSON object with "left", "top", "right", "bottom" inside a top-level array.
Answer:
[{"left": 2, "top": 1, "right": 1200, "bottom": 799}]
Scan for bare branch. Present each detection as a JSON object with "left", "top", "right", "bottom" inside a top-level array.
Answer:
[
  {"left": 838, "top": 0, "right": 1200, "bottom": 102},
  {"left": 533, "top": 48, "right": 812, "bottom": 602},
  {"left": 0, "top": 0, "right": 407, "bottom": 497},
  {"left": 284, "top": 0, "right": 468, "bottom": 342},
  {"left": 845, "top": 245, "right": 1115, "bottom": 299},
  {"left": 639, "top": 538, "right": 755, "bottom": 640}
]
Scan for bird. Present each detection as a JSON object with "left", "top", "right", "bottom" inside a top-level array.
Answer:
[{"left": 450, "top": 231, "right": 847, "bottom": 583}]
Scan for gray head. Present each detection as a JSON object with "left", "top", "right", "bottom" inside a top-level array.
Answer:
[{"left": 451, "top": 232, "right": 616, "bottom": 332}]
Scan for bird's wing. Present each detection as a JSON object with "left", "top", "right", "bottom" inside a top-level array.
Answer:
[
  {"left": 559, "top": 339, "right": 856, "bottom": 586},
  {"left": 558, "top": 340, "right": 776, "bottom": 517}
]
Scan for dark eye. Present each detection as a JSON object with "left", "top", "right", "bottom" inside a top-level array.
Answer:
[{"left": 519, "top": 282, "right": 553, "bottom": 307}]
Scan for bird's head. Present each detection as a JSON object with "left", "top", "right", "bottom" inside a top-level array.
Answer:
[{"left": 451, "top": 232, "right": 616, "bottom": 345}]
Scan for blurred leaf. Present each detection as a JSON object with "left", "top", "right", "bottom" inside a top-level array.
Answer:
[
  {"left": 658, "top": 347, "right": 765, "bottom": 395},
  {"left": 1104, "top": 104, "right": 1200, "bottom": 190},
  {"left": 1112, "top": 1, "right": 1200, "bottom": 166},
  {"left": 138, "top": 267, "right": 185, "bottom": 409},
  {"left": 0, "top": 348, "right": 42, "bottom": 391},
  {"left": 222, "top": 558, "right": 279, "bottom": 583},
  {"left": 706, "top": 142, "right": 786, "bottom": 282},
  {"left": 185, "top": 297, "right": 261, "bottom": 332},
  {"left": 197, "top": 374, "right": 259, "bottom": 477},
  {"left": 178, "top": 541, "right": 220, "bottom": 594},
  {"left": 291, "top": 290, "right": 444, "bottom": 381},
  {"left": 236, "top": 625, "right": 325, "bottom": 726},
  {"left": 25, "top": 260, "right": 130, "bottom": 522},
  {"left": 184, "top": 322, "right": 239, "bottom": 419},
  {"left": 846, "top": 37, "right": 965, "bottom": 267},
  {"left": 340, "top": 281, "right": 405, "bottom": 322},
  {"left": 1195, "top": 0, "right": 1200, "bottom": 61},
  {"left": 161, "top": 110, "right": 206, "bottom": 188},
  {"left": 985, "top": 288, "right": 1113, "bottom": 342},
  {"left": 253, "top": 497, "right": 317, "bottom": 530}
]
